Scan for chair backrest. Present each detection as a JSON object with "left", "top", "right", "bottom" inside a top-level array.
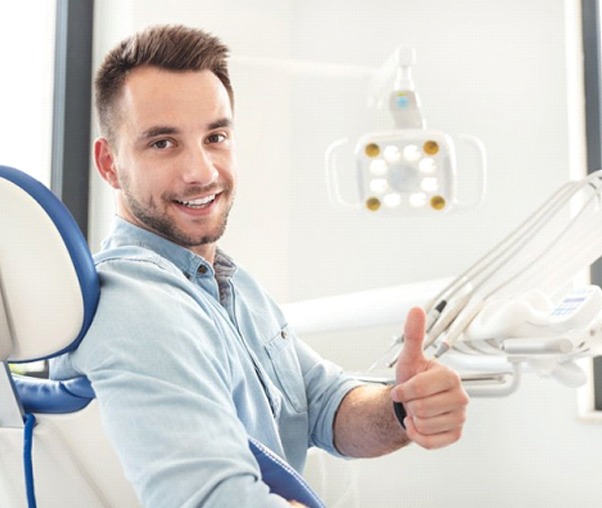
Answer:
[
  {"left": 0, "top": 165, "right": 324, "bottom": 508},
  {"left": 0, "top": 165, "right": 140, "bottom": 507}
]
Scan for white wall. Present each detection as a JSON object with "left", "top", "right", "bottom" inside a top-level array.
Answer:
[{"left": 91, "top": 1, "right": 602, "bottom": 506}]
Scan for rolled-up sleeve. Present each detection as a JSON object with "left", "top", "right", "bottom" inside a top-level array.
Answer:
[{"left": 294, "top": 339, "right": 363, "bottom": 456}]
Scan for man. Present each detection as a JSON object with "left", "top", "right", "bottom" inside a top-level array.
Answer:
[{"left": 51, "top": 25, "right": 468, "bottom": 507}]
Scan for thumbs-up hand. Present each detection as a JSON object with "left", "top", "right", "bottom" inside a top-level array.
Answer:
[{"left": 391, "top": 307, "right": 469, "bottom": 449}]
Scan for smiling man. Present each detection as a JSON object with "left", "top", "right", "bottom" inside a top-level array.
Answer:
[
  {"left": 95, "top": 65, "right": 236, "bottom": 262},
  {"left": 50, "top": 25, "right": 468, "bottom": 508}
]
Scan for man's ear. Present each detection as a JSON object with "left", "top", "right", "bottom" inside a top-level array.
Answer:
[{"left": 94, "top": 137, "right": 121, "bottom": 189}]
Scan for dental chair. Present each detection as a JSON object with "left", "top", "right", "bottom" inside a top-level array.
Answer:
[{"left": 0, "top": 165, "right": 324, "bottom": 508}]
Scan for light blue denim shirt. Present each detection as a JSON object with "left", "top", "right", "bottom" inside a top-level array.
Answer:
[{"left": 50, "top": 217, "right": 361, "bottom": 507}]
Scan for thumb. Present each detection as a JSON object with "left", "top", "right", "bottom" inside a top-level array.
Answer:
[{"left": 395, "top": 307, "right": 428, "bottom": 384}]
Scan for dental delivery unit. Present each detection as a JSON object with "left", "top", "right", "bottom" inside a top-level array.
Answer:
[{"left": 368, "top": 169, "right": 602, "bottom": 396}]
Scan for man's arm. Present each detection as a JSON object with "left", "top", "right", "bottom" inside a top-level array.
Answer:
[{"left": 334, "top": 307, "right": 468, "bottom": 457}]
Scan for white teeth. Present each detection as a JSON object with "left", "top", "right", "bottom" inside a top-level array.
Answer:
[{"left": 177, "top": 195, "right": 216, "bottom": 207}]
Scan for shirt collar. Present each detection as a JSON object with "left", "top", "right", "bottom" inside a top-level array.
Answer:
[{"left": 102, "top": 216, "right": 237, "bottom": 280}]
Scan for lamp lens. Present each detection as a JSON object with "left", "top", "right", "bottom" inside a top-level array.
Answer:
[
  {"left": 369, "top": 159, "right": 388, "bottom": 176},
  {"left": 403, "top": 144, "right": 421, "bottom": 162},
  {"left": 384, "top": 145, "right": 402, "bottom": 163},
  {"left": 419, "top": 157, "right": 436, "bottom": 174}
]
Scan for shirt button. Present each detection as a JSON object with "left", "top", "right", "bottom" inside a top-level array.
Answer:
[
  {"left": 281, "top": 330, "right": 288, "bottom": 339},
  {"left": 198, "top": 265, "right": 208, "bottom": 275}
]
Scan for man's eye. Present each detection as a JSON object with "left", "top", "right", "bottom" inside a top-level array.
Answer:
[
  {"left": 152, "top": 139, "right": 173, "bottom": 149},
  {"left": 206, "top": 133, "right": 226, "bottom": 144}
]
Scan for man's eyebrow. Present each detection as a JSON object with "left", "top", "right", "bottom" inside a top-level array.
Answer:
[
  {"left": 138, "top": 126, "right": 180, "bottom": 142},
  {"left": 208, "top": 118, "right": 233, "bottom": 130}
]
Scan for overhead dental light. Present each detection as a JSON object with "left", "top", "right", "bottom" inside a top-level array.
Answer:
[{"left": 326, "top": 47, "right": 486, "bottom": 215}]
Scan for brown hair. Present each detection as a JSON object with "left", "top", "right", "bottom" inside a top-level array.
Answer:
[{"left": 95, "top": 24, "right": 233, "bottom": 140}]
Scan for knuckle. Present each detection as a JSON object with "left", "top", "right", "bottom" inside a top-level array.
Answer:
[
  {"left": 422, "top": 436, "right": 440, "bottom": 450},
  {"left": 412, "top": 382, "right": 429, "bottom": 399},
  {"left": 451, "top": 427, "right": 463, "bottom": 443},
  {"left": 449, "top": 368, "right": 464, "bottom": 388},
  {"left": 393, "top": 385, "right": 406, "bottom": 401},
  {"left": 450, "top": 405, "right": 468, "bottom": 429}
]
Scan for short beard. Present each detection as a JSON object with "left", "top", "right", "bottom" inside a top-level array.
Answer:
[
  {"left": 130, "top": 195, "right": 231, "bottom": 248},
  {"left": 120, "top": 178, "right": 233, "bottom": 250}
]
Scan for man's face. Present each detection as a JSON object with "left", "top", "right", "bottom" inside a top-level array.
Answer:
[{"left": 96, "top": 66, "right": 236, "bottom": 262}]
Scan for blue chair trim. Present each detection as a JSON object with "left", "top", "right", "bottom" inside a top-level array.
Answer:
[
  {"left": 23, "top": 413, "right": 37, "bottom": 508},
  {"left": 0, "top": 165, "right": 99, "bottom": 361},
  {"left": 249, "top": 437, "right": 325, "bottom": 508},
  {"left": 14, "top": 375, "right": 94, "bottom": 414}
]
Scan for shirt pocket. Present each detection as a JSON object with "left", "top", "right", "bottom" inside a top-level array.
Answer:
[{"left": 264, "top": 326, "right": 308, "bottom": 413}]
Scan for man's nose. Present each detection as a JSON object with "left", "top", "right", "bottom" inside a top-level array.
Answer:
[{"left": 182, "top": 145, "right": 218, "bottom": 185}]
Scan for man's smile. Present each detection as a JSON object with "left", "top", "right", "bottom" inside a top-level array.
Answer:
[{"left": 174, "top": 194, "right": 217, "bottom": 208}]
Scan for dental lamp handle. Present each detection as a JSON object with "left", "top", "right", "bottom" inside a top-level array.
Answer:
[
  {"left": 325, "top": 138, "right": 362, "bottom": 210},
  {"left": 452, "top": 134, "right": 487, "bottom": 211},
  {"left": 389, "top": 89, "right": 426, "bottom": 130},
  {"left": 389, "top": 47, "right": 426, "bottom": 130}
]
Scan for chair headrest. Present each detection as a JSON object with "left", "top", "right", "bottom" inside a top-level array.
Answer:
[{"left": 0, "top": 165, "right": 99, "bottom": 362}]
